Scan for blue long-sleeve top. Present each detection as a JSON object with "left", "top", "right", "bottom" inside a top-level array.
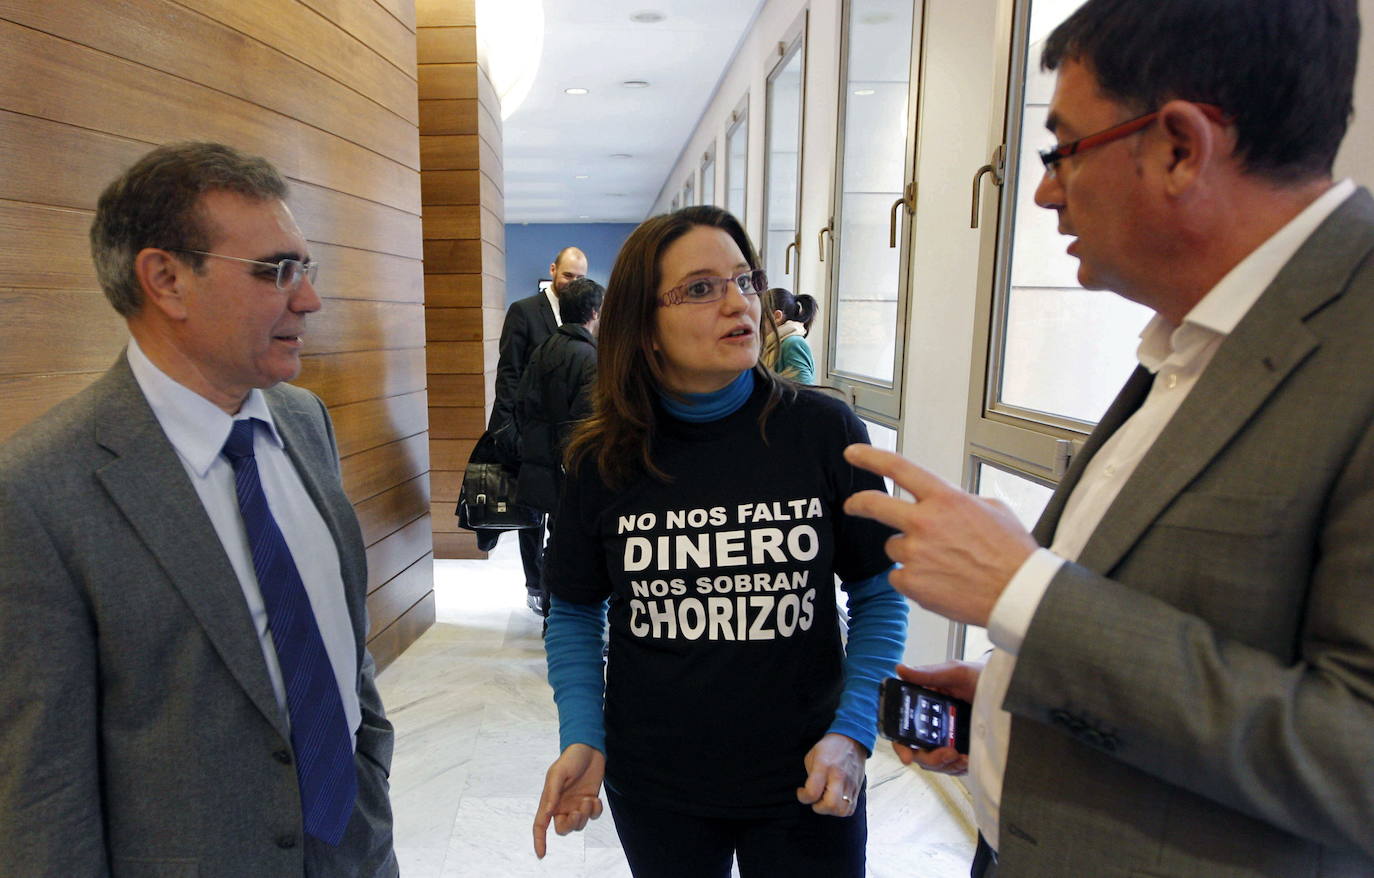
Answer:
[{"left": 546, "top": 370, "right": 909, "bottom": 755}]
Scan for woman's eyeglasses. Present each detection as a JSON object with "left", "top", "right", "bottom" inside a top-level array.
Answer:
[{"left": 660, "top": 269, "right": 768, "bottom": 306}]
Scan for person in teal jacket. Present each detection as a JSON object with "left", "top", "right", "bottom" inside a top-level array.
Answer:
[{"left": 762, "top": 287, "right": 817, "bottom": 384}]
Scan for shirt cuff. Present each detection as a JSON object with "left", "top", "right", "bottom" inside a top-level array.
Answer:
[{"left": 987, "top": 548, "right": 1065, "bottom": 656}]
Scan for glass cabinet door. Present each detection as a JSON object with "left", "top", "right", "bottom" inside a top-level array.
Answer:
[
  {"left": 824, "top": 0, "right": 922, "bottom": 420},
  {"left": 725, "top": 97, "right": 748, "bottom": 226},
  {"left": 763, "top": 21, "right": 806, "bottom": 291}
]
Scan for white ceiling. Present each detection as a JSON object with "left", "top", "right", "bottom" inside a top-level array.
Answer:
[{"left": 500, "top": 1, "right": 766, "bottom": 224}]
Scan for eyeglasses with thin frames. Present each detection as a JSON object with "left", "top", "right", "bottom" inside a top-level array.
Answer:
[
  {"left": 1039, "top": 103, "right": 1228, "bottom": 178},
  {"left": 660, "top": 268, "right": 768, "bottom": 306},
  {"left": 170, "top": 249, "right": 320, "bottom": 291}
]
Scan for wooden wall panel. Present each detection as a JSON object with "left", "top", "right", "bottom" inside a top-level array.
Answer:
[
  {"left": 419, "top": 0, "right": 503, "bottom": 559},
  {"left": 0, "top": 0, "right": 433, "bottom": 663}
]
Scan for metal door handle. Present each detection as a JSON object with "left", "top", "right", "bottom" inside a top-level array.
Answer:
[
  {"left": 888, "top": 181, "right": 917, "bottom": 248},
  {"left": 970, "top": 145, "right": 1006, "bottom": 229},
  {"left": 784, "top": 239, "right": 798, "bottom": 275},
  {"left": 818, "top": 219, "right": 834, "bottom": 262}
]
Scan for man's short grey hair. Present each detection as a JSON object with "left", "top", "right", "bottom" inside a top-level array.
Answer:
[{"left": 90, "top": 142, "right": 288, "bottom": 316}]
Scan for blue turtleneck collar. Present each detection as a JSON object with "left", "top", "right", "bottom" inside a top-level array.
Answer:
[{"left": 658, "top": 369, "right": 754, "bottom": 423}]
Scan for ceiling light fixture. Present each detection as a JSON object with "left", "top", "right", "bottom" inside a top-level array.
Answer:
[
  {"left": 622, "top": 80, "right": 650, "bottom": 89},
  {"left": 476, "top": 0, "right": 544, "bottom": 121},
  {"left": 564, "top": 87, "right": 589, "bottom": 95},
  {"left": 574, "top": 175, "right": 589, "bottom": 179},
  {"left": 630, "top": 10, "right": 665, "bottom": 23},
  {"left": 853, "top": 88, "right": 876, "bottom": 96},
  {"left": 610, "top": 153, "right": 632, "bottom": 159}
]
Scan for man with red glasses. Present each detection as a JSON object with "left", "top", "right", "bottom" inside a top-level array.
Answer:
[{"left": 845, "top": 1, "right": 1372, "bottom": 876}]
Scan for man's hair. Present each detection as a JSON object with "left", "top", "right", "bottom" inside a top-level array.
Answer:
[
  {"left": 1042, "top": 0, "right": 1359, "bottom": 182},
  {"left": 90, "top": 141, "right": 288, "bottom": 316},
  {"left": 557, "top": 277, "right": 604, "bottom": 325}
]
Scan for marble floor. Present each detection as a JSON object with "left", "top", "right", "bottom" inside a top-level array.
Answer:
[{"left": 376, "top": 537, "right": 977, "bottom": 877}]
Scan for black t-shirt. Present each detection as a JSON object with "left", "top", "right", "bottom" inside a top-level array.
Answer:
[{"left": 546, "top": 382, "right": 895, "bottom": 817}]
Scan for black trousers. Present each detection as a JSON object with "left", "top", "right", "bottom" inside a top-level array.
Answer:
[{"left": 606, "top": 785, "right": 867, "bottom": 878}]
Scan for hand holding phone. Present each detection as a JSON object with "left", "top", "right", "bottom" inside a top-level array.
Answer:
[{"left": 878, "top": 677, "right": 971, "bottom": 754}]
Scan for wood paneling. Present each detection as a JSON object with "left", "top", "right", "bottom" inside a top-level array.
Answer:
[
  {"left": 368, "top": 591, "right": 435, "bottom": 672},
  {"left": 355, "top": 475, "right": 430, "bottom": 547},
  {"left": 366, "top": 552, "right": 434, "bottom": 638},
  {"left": 365, "top": 514, "right": 434, "bottom": 593},
  {"left": 330, "top": 390, "right": 429, "bottom": 458},
  {"left": 419, "top": 0, "right": 500, "bottom": 559},
  {"left": 297, "top": 348, "right": 427, "bottom": 407},
  {"left": 342, "top": 432, "right": 430, "bottom": 504},
  {"left": 428, "top": 406, "right": 485, "bottom": 439},
  {"left": 0, "top": 20, "right": 419, "bottom": 214},
  {"left": 0, "top": 0, "right": 433, "bottom": 656},
  {"left": 426, "top": 373, "right": 485, "bottom": 407},
  {"left": 1, "top": 0, "right": 419, "bottom": 168}
]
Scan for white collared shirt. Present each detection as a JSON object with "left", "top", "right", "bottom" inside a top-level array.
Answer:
[
  {"left": 969, "top": 178, "right": 1357, "bottom": 850},
  {"left": 126, "top": 338, "right": 361, "bottom": 744}
]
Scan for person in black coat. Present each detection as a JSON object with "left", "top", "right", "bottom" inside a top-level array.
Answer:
[
  {"left": 510, "top": 277, "right": 604, "bottom": 616},
  {"left": 490, "top": 246, "right": 588, "bottom": 607}
]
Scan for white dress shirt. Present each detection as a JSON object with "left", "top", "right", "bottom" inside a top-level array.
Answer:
[
  {"left": 126, "top": 337, "right": 361, "bottom": 743},
  {"left": 969, "top": 178, "right": 1357, "bottom": 850}
]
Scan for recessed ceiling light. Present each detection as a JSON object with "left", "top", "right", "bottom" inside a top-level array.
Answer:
[
  {"left": 622, "top": 80, "right": 650, "bottom": 89},
  {"left": 630, "top": 10, "right": 665, "bottom": 23},
  {"left": 853, "top": 88, "right": 876, "bottom": 96},
  {"left": 610, "top": 153, "right": 632, "bottom": 159},
  {"left": 574, "top": 174, "right": 589, "bottom": 180},
  {"left": 606, "top": 193, "right": 628, "bottom": 197},
  {"left": 578, "top": 215, "right": 591, "bottom": 219},
  {"left": 564, "top": 87, "right": 589, "bottom": 95}
]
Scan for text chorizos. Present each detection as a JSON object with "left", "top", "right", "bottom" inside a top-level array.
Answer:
[{"left": 616, "top": 499, "right": 826, "bottom": 642}]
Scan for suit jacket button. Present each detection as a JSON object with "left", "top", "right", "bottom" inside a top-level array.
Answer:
[
  {"left": 277, "top": 835, "right": 297, "bottom": 849},
  {"left": 274, "top": 749, "right": 292, "bottom": 765}
]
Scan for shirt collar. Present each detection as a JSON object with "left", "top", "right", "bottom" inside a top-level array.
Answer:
[
  {"left": 126, "top": 336, "right": 283, "bottom": 477},
  {"left": 544, "top": 286, "right": 561, "bottom": 325},
  {"left": 1137, "top": 178, "right": 1356, "bottom": 371}
]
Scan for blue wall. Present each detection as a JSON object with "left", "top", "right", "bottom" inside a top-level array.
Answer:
[{"left": 503, "top": 223, "right": 637, "bottom": 309}]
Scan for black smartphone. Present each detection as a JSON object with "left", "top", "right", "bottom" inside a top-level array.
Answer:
[{"left": 878, "top": 677, "right": 971, "bottom": 754}]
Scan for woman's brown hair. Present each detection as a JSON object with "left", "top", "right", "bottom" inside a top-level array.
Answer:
[{"left": 565, "top": 205, "right": 791, "bottom": 489}]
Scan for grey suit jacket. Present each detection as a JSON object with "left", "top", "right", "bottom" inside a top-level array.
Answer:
[
  {"left": 0, "top": 355, "right": 398, "bottom": 877},
  {"left": 993, "top": 190, "right": 1374, "bottom": 877}
]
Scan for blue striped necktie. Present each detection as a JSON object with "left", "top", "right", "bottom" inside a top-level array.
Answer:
[{"left": 222, "top": 418, "right": 356, "bottom": 846}]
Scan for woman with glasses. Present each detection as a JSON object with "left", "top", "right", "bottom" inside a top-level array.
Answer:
[{"left": 530, "top": 206, "right": 907, "bottom": 877}]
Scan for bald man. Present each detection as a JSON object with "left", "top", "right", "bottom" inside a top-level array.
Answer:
[{"left": 489, "top": 247, "right": 588, "bottom": 607}]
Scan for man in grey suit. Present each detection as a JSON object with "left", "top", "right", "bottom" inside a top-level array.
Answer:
[
  {"left": 846, "top": 1, "right": 1373, "bottom": 875},
  {"left": 0, "top": 142, "right": 398, "bottom": 876},
  {"left": 490, "top": 246, "right": 587, "bottom": 612}
]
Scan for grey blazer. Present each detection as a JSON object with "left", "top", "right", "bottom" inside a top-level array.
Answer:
[
  {"left": 994, "top": 189, "right": 1374, "bottom": 876},
  {"left": 0, "top": 356, "right": 398, "bottom": 877}
]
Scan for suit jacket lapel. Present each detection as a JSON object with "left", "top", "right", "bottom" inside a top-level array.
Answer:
[
  {"left": 92, "top": 358, "right": 288, "bottom": 738},
  {"left": 1072, "top": 188, "right": 1374, "bottom": 574},
  {"left": 538, "top": 294, "right": 558, "bottom": 335}
]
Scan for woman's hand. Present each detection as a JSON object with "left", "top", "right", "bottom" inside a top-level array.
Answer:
[
  {"left": 532, "top": 743, "right": 606, "bottom": 858},
  {"left": 796, "top": 732, "right": 867, "bottom": 817},
  {"left": 889, "top": 661, "right": 979, "bottom": 776}
]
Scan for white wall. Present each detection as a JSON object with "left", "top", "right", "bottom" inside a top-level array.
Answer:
[{"left": 1335, "top": 0, "right": 1374, "bottom": 186}]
